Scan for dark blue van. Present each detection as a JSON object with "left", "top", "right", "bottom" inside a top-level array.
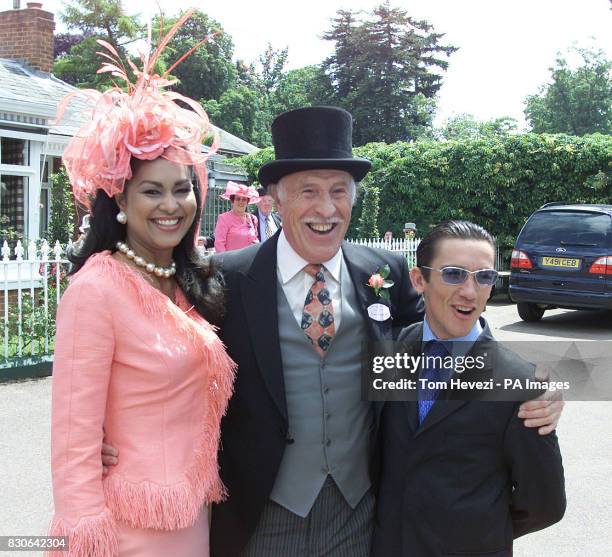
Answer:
[{"left": 509, "top": 203, "right": 612, "bottom": 321}]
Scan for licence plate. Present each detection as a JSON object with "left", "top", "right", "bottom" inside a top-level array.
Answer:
[{"left": 541, "top": 256, "right": 581, "bottom": 269}]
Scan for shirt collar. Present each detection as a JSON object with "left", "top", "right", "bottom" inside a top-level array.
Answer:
[
  {"left": 422, "top": 316, "right": 485, "bottom": 356},
  {"left": 277, "top": 230, "right": 342, "bottom": 285}
]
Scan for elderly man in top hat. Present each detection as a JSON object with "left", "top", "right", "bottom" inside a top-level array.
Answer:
[
  {"left": 206, "top": 106, "right": 420, "bottom": 556},
  {"left": 102, "top": 106, "right": 564, "bottom": 556},
  {"left": 206, "top": 106, "right": 563, "bottom": 557}
]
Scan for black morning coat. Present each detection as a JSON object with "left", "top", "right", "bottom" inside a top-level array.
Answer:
[
  {"left": 371, "top": 321, "right": 567, "bottom": 557},
  {"left": 209, "top": 231, "right": 423, "bottom": 556}
]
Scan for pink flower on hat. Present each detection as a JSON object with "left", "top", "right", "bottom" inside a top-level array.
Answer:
[{"left": 123, "top": 107, "right": 175, "bottom": 160}]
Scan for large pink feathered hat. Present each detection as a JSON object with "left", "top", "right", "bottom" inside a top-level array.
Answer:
[{"left": 55, "top": 9, "right": 218, "bottom": 209}]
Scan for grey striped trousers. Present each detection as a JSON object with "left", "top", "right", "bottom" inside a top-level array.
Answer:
[{"left": 242, "top": 478, "right": 375, "bottom": 557}]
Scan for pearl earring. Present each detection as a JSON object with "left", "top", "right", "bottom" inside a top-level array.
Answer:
[{"left": 116, "top": 211, "right": 127, "bottom": 224}]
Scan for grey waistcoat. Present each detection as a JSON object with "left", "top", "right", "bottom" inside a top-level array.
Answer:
[{"left": 269, "top": 264, "right": 373, "bottom": 517}]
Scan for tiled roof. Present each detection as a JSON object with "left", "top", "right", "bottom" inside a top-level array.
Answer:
[
  {"left": 0, "top": 58, "right": 257, "bottom": 155},
  {"left": 0, "top": 58, "right": 84, "bottom": 133}
]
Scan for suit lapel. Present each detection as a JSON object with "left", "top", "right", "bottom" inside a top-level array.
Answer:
[
  {"left": 415, "top": 399, "right": 467, "bottom": 437},
  {"left": 240, "top": 232, "right": 287, "bottom": 421},
  {"left": 341, "top": 242, "right": 394, "bottom": 427},
  {"left": 342, "top": 241, "right": 391, "bottom": 342},
  {"left": 399, "top": 324, "right": 423, "bottom": 434},
  {"left": 415, "top": 320, "right": 495, "bottom": 436}
]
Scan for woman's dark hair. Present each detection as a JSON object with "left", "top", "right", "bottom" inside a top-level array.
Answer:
[
  {"left": 416, "top": 220, "right": 496, "bottom": 281},
  {"left": 68, "top": 158, "right": 225, "bottom": 325}
]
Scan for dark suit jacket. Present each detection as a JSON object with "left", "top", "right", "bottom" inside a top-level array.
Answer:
[
  {"left": 372, "top": 321, "right": 566, "bottom": 557},
  {"left": 209, "top": 232, "right": 423, "bottom": 556},
  {"left": 253, "top": 210, "right": 282, "bottom": 241}
]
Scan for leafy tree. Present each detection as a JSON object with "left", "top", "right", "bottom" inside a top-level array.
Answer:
[
  {"left": 436, "top": 114, "right": 518, "bottom": 141},
  {"left": 48, "top": 168, "right": 76, "bottom": 245},
  {"left": 202, "top": 86, "right": 271, "bottom": 147},
  {"left": 54, "top": 36, "right": 117, "bottom": 88},
  {"left": 525, "top": 46, "right": 612, "bottom": 135},
  {"left": 356, "top": 184, "right": 380, "bottom": 238},
  {"left": 322, "top": 1, "right": 457, "bottom": 144},
  {"left": 204, "top": 45, "right": 330, "bottom": 145},
  {"left": 152, "top": 10, "right": 237, "bottom": 102},
  {"left": 61, "top": 0, "right": 140, "bottom": 50},
  {"left": 235, "top": 59, "right": 259, "bottom": 88},
  {"left": 53, "top": 32, "right": 89, "bottom": 59},
  {"left": 322, "top": 9, "right": 365, "bottom": 101},
  {"left": 53, "top": 0, "right": 141, "bottom": 88},
  {"left": 270, "top": 66, "right": 332, "bottom": 118},
  {"left": 230, "top": 147, "right": 274, "bottom": 184},
  {"left": 259, "top": 43, "right": 289, "bottom": 91}
]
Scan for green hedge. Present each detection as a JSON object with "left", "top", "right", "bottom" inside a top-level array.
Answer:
[{"left": 230, "top": 133, "right": 611, "bottom": 249}]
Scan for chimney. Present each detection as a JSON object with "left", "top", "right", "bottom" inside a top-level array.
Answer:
[{"left": 0, "top": 2, "right": 55, "bottom": 73}]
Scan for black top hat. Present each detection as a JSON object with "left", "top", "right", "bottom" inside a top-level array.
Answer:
[{"left": 258, "top": 106, "right": 371, "bottom": 187}]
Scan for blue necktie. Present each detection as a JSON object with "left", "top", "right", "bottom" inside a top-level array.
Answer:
[{"left": 418, "top": 340, "right": 453, "bottom": 424}]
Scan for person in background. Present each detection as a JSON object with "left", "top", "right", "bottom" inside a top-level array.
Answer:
[
  {"left": 197, "top": 235, "right": 215, "bottom": 251},
  {"left": 383, "top": 230, "right": 393, "bottom": 242},
  {"left": 214, "top": 182, "right": 260, "bottom": 252},
  {"left": 404, "top": 222, "right": 417, "bottom": 239},
  {"left": 255, "top": 186, "right": 281, "bottom": 241},
  {"left": 403, "top": 223, "right": 418, "bottom": 267}
]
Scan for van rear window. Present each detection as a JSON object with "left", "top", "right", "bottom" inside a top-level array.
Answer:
[{"left": 519, "top": 211, "right": 610, "bottom": 246}]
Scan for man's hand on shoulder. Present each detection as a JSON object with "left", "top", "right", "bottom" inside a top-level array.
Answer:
[{"left": 519, "top": 395, "right": 565, "bottom": 435}]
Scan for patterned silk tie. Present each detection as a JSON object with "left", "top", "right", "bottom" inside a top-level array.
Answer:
[
  {"left": 264, "top": 215, "right": 273, "bottom": 239},
  {"left": 301, "top": 264, "right": 335, "bottom": 358},
  {"left": 418, "top": 340, "right": 452, "bottom": 424}
]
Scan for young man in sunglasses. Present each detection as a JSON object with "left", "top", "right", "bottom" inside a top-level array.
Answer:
[{"left": 372, "top": 220, "right": 566, "bottom": 557}]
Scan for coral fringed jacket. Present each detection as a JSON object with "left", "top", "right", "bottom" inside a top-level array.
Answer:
[{"left": 46, "top": 252, "right": 235, "bottom": 557}]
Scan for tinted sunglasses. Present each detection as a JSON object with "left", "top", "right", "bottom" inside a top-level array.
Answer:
[{"left": 420, "top": 266, "right": 498, "bottom": 286}]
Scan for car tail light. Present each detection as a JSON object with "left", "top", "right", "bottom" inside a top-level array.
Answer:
[
  {"left": 511, "top": 249, "right": 533, "bottom": 269},
  {"left": 589, "top": 256, "right": 612, "bottom": 275}
]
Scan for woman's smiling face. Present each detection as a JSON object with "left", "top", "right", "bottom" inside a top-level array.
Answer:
[{"left": 115, "top": 158, "right": 197, "bottom": 263}]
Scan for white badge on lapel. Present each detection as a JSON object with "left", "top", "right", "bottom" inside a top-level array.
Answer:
[{"left": 367, "top": 303, "right": 391, "bottom": 322}]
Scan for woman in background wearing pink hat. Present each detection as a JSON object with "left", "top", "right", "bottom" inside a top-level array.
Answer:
[{"left": 213, "top": 182, "right": 260, "bottom": 252}]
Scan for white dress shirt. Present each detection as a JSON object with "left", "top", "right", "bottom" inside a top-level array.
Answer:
[{"left": 276, "top": 230, "right": 343, "bottom": 330}]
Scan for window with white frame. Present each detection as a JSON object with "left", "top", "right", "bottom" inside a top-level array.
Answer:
[
  {"left": 0, "top": 136, "right": 31, "bottom": 243},
  {"left": 0, "top": 137, "right": 29, "bottom": 165}
]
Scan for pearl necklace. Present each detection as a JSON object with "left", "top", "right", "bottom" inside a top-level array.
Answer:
[{"left": 116, "top": 242, "right": 176, "bottom": 279}]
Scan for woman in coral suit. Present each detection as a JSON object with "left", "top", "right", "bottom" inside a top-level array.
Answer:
[{"left": 46, "top": 11, "right": 235, "bottom": 557}]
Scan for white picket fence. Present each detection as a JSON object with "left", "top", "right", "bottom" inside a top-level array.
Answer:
[
  {"left": 347, "top": 237, "right": 508, "bottom": 272},
  {"left": 347, "top": 237, "right": 421, "bottom": 261},
  {"left": 0, "top": 239, "right": 70, "bottom": 363}
]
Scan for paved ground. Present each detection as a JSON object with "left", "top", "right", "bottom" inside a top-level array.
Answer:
[{"left": 0, "top": 300, "right": 610, "bottom": 556}]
